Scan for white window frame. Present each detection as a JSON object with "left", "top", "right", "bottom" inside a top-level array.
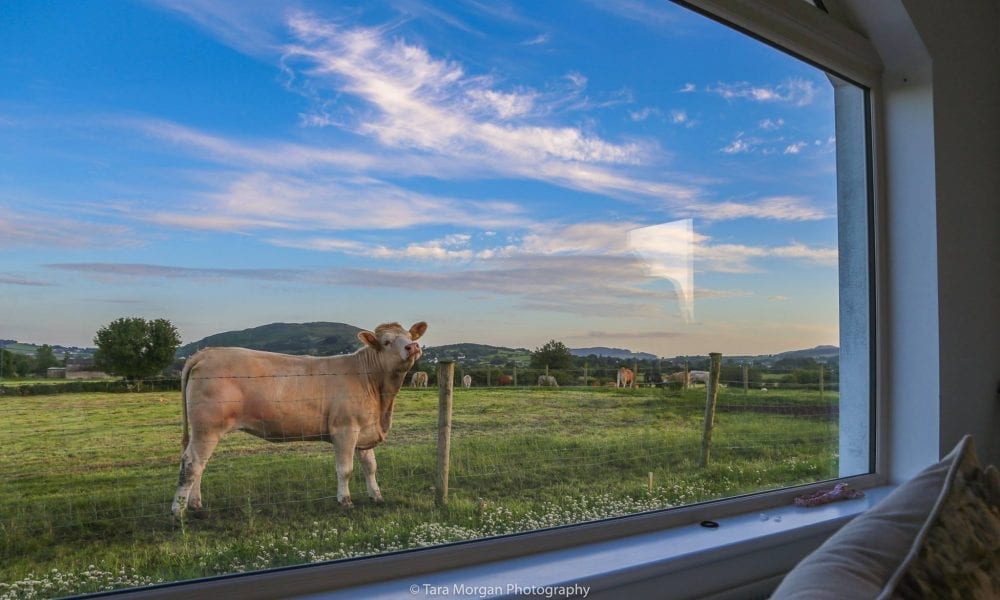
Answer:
[{"left": 105, "top": 2, "right": 894, "bottom": 597}]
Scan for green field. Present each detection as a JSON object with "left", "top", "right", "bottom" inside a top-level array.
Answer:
[{"left": 0, "top": 386, "right": 838, "bottom": 598}]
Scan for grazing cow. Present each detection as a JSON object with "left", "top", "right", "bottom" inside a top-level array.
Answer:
[
  {"left": 462, "top": 374, "right": 472, "bottom": 388},
  {"left": 689, "top": 370, "right": 710, "bottom": 384},
  {"left": 497, "top": 374, "right": 513, "bottom": 386},
  {"left": 171, "top": 321, "right": 427, "bottom": 517},
  {"left": 662, "top": 371, "right": 690, "bottom": 387},
  {"left": 537, "top": 375, "right": 559, "bottom": 387},
  {"left": 617, "top": 367, "right": 636, "bottom": 389},
  {"left": 410, "top": 371, "right": 428, "bottom": 388}
]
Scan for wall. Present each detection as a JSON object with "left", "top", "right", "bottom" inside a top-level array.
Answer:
[{"left": 842, "top": 0, "right": 1000, "bottom": 480}]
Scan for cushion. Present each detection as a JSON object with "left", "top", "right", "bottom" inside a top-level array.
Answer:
[{"left": 771, "top": 434, "right": 1000, "bottom": 599}]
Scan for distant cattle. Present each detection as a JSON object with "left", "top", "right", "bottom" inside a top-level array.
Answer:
[
  {"left": 171, "top": 320, "right": 427, "bottom": 517},
  {"left": 462, "top": 374, "right": 472, "bottom": 388},
  {"left": 537, "top": 375, "right": 559, "bottom": 387},
  {"left": 617, "top": 367, "right": 636, "bottom": 389},
  {"left": 662, "top": 371, "right": 690, "bottom": 387},
  {"left": 410, "top": 371, "right": 428, "bottom": 388},
  {"left": 497, "top": 374, "right": 513, "bottom": 386},
  {"left": 689, "top": 370, "right": 710, "bottom": 384}
]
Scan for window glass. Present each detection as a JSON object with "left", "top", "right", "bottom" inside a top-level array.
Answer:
[{"left": 0, "top": 1, "right": 870, "bottom": 596}]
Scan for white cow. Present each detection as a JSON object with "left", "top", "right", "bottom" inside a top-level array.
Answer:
[
  {"left": 689, "top": 370, "right": 711, "bottom": 384},
  {"left": 462, "top": 374, "right": 472, "bottom": 388},
  {"left": 171, "top": 321, "right": 427, "bottom": 517},
  {"left": 537, "top": 375, "right": 558, "bottom": 387}
]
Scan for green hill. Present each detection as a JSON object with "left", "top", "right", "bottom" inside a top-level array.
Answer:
[
  {"left": 421, "top": 343, "right": 532, "bottom": 366},
  {"left": 176, "top": 322, "right": 364, "bottom": 358}
]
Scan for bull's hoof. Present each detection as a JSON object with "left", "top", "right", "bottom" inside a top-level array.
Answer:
[
  {"left": 339, "top": 498, "right": 354, "bottom": 509},
  {"left": 370, "top": 495, "right": 385, "bottom": 504}
]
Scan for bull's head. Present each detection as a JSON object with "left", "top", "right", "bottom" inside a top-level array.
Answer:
[{"left": 358, "top": 321, "right": 427, "bottom": 372}]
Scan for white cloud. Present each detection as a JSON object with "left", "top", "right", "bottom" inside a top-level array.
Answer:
[
  {"left": 679, "top": 83, "right": 697, "bottom": 93},
  {"left": 709, "top": 78, "right": 819, "bottom": 106},
  {"left": 670, "top": 110, "right": 688, "bottom": 124},
  {"left": 759, "top": 118, "right": 785, "bottom": 130},
  {"left": 720, "top": 133, "right": 754, "bottom": 154},
  {"left": 629, "top": 107, "right": 659, "bottom": 122},
  {"left": 465, "top": 89, "right": 537, "bottom": 119},
  {"left": 784, "top": 141, "right": 807, "bottom": 154}
]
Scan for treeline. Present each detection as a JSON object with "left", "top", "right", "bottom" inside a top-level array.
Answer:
[
  {"left": 0, "top": 378, "right": 182, "bottom": 396},
  {"left": 0, "top": 345, "right": 62, "bottom": 377}
]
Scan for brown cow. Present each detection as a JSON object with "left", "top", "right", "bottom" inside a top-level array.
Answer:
[
  {"left": 617, "top": 366, "right": 636, "bottom": 388},
  {"left": 171, "top": 321, "right": 427, "bottom": 517},
  {"left": 497, "top": 374, "right": 513, "bottom": 386}
]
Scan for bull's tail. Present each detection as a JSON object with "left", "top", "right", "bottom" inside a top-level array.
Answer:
[{"left": 180, "top": 356, "right": 194, "bottom": 450}]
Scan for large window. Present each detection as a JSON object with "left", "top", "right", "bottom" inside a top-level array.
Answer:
[{"left": 0, "top": 1, "right": 873, "bottom": 597}]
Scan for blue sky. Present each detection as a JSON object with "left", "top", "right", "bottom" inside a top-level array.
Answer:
[{"left": 0, "top": 1, "right": 842, "bottom": 356}]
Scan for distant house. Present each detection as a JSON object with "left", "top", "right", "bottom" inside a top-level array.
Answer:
[
  {"left": 64, "top": 357, "right": 112, "bottom": 380},
  {"left": 47, "top": 367, "right": 67, "bottom": 379}
]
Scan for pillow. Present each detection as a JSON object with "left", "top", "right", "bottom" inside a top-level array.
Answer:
[{"left": 771, "top": 434, "right": 1000, "bottom": 599}]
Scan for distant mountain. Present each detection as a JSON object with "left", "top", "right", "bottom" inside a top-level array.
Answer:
[
  {"left": 176, "top": 322, "right": 363, "bottom": 358},
  {"left": 774, "top": 345, "right": 839, "bottom": 360},
  {"left": 570, "top": 347, "right": 659, "bottom": 361}
]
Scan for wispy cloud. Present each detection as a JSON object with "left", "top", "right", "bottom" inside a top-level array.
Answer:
[
  {"left": 759, "top": 118, "right": 785, "bottom": 130},
  {"left": 681, "top": 196, "right": 829, "bottom": 222},
  {"left": 46, "top": 263, "right": 307, "bottom": 282},
  {"left": 697, "top": 242, "right": 836, "bottom": 273},
  {"left": 0, "top": 275, "right": 56, "bottom": 287},
  {"left": 0, "top": 208, "right": 138, "bottom": 249},
  {"left": 679, "top": 83, "right": 697, "bottom": 93},
  {"left": 708, "top": 78, "right": 819, "bottom": 106},
  {"left": 141, "top": 172, "right": 529, "bottom": 234},
  {"left": 520, "top": 32, "right": 550, "bottom": 46},
  {"left": 282, "top": 13, "right": 647, "bottom": 167}
]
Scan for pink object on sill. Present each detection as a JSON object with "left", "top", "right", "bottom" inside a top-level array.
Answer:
[{"left": 794, "top": 482, "right": 866, "bottom": 507}]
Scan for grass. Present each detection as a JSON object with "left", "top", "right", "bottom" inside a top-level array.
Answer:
[{"left": 0, "top": 385, "right": 838, "bottom": 599}]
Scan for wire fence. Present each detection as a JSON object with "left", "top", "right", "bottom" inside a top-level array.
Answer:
[{"left": 1, "top": 357, "right": 843, "bottom": 594}]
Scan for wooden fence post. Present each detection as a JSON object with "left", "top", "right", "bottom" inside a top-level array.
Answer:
[
  {"left": 436, "top": 360, "right": 454, "bottom": 507},
  {"left": 513, "top": 365, "right": 517, "bottom": 387},
  {"left": 819, "top": 363, "right": 825, "bottom": 400},
  {"left": 699, "top": 352, "right": 723, "bottom": 468},
  {"left": 742, "top": 363, "right": 749, "bottom": 395},
  {"left": 684, "top": 362, "right": 690, "bottom": 390}
]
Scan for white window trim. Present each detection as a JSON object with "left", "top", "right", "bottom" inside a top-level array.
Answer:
[{"left": 101, "top": 2, "right": 896, "bottom": 598}]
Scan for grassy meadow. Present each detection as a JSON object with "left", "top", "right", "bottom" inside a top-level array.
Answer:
[{"left": 0, "top": 385, "right": 838, "bottom": 598}]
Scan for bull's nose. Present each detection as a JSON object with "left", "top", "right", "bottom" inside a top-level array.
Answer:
[{"left": 405, "top": 342, "right": 421, "bottom": 356}]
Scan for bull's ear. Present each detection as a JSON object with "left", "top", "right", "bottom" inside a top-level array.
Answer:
[
  {"left": 409, "top": 321, "right": 428, "bottom": 341},
  {"left": 358, "top": 331, "right": 380, "bottom": 349}
]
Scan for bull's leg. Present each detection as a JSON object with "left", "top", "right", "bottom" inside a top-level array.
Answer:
[
  {"left": 171, "top": 431, "right": 221, "bottom": 518},
  {"left": 332, "top": 429, "right": 360, "bottom": 508},
  {"left": 357, "top": 448, "right": 384, "bottom": 503}
]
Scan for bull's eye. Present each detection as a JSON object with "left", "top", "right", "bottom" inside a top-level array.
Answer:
[{"left": 384, "top": 340, "right": 390, "bottom": 346}]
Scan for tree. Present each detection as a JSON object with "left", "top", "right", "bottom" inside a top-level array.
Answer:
[
  {"left": 529, "top": 339, "right": 573, "bottom": 370},
  {"left": 94, "top": 317, "right": 182, "bottom": 381},
  {"left": 34, "top": 344, "right": 59, "bottom": 375}
]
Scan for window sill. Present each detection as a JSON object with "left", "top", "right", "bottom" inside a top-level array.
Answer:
[{"left": 298, "top": 486, "right": 895, "bottom": 599}]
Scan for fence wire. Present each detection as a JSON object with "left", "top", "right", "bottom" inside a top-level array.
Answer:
[{"left": 2, "top": 365, "right": 846, "bottom": 592}]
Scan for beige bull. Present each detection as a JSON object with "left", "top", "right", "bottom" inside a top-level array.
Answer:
[{"left": 171, "top": 321, "right": 427, "bottom": 518}]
